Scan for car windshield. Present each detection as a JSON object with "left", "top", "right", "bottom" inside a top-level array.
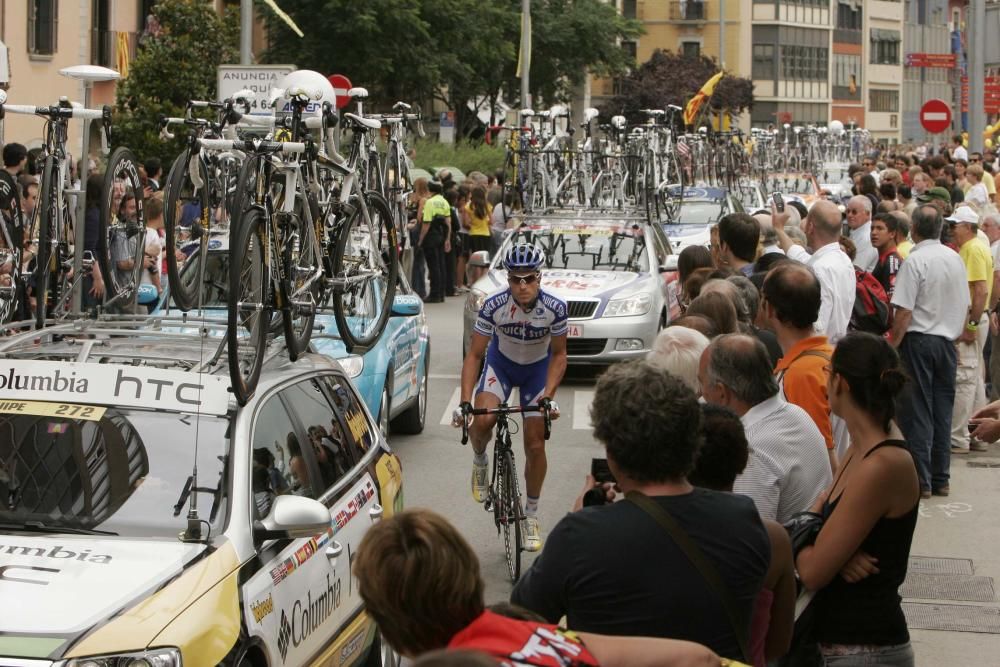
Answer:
[
  {"left": 507, "top": 224, "right": 649, "bottom": 273},
  {"left": 670, "top": 201, "right": 723, "bottom": 226},
  {"left": 0, "top": 404, "right": 230, "bottom": 539}
]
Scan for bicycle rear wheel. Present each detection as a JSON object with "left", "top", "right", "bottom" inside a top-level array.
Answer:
[
  {"left": 331, "top": 192, "right": 398, "bottom": 352},
  {"left": 164, "top": 149, "right": 209, "bottom": 311},
  {"left": 99, "top": 147, "right": 146, "bottom": 312},
  {"left": 227, "top": 206, "right": 271, "bottom": 405},
  {"left": 281, "top": 197, "right": 323, "bottom": 360},
  {"left": 499, "top": 447, "right": 523, "bottom": 583},
  {"left": 32, "top": 155, "right": 59, "bottom": 328}
]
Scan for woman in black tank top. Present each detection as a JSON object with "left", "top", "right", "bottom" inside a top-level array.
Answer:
[{"left": 795, "top": 332, "right": 921, "bottom": 667}]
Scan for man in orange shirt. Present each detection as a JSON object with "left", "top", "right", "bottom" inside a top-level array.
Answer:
[{"left": 759, "top": 262, "right": 837, "bottom": 472}]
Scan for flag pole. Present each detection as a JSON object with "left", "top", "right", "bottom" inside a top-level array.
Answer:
[{"left": 520, "top": 0, "right": 531, "bottom": 112}]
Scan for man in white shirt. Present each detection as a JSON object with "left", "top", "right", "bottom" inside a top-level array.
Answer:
[
  {"left": 846, "top": 195, "right": 878, "bottom": 271},
  {"left": 982, "top": 213, "right": 1000, "bottom": 401},
  {"left": 773, "top": 199, "right": 856, "bottom": 343},
  {"left": 698, "top": 333, "right": 832, "bottom": 523},
  {"left": 952, "top": 134, "right": 969, "bottom": 163},
  {"left": 890, "top": 204, "right": 971, "bottom": 498}
]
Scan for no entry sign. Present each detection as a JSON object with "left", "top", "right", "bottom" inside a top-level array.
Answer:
[
  {"left": 920, "top": 99, "right": 952, "bottom": 134},
  {"left": 328, "top": 74, "right": 353, "bottom": 109}
]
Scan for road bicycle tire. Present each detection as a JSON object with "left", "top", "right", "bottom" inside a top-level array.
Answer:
[
  {"left": 386, "top": 149, "right": 409, "bottom": 248},
  {"left": 164, "top": 149, "right": 209, "bottom": 311},
  {"left": 331, "top": 191, "right": 398, "bottom": 352},
  {"left": 98, "top": 147, "right": 146, "bottom": 312},
  {"left": 500, "top": 150, "right": 520, "bottom": 224},
  {"left": 499, "top": 447, "right": 523, "bottom": 583},
  {"left": 227, "top": 206, "right": 271, "bottom": 405},
  {"left": 280, "top": 197, "right": 323, "bottom": 361},
  {"left": 32, "top": 155, "right": 59, "bottom": 328}
]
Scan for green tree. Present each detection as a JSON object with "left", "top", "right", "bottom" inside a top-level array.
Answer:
[
  {"left": 114, "top": 0, "right": 239, "bottom": 165},
  {"left": 601, "top": 50, "right": 754, "bottom": 127}
]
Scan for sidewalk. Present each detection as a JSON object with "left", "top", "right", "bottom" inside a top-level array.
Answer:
[{"left": 907, "top": 446, "right": 1000, "bottom": 664}]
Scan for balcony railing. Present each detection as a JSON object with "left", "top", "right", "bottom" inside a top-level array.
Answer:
[{"left": 669, "top": 1, "right": 707, "bottom": 22}]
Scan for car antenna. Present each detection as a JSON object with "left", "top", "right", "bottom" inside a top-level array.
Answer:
[{"left": 180, "top": 322, "right": 210, "bottom": 542}]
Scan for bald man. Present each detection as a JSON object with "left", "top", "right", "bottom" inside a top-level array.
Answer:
[{"left": 773, "top": 200, "right": 856, "bottom": 343}]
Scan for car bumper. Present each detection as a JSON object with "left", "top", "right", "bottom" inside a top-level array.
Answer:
[{"left": 463, "top": 308, "right": 656, "bottom": 365}]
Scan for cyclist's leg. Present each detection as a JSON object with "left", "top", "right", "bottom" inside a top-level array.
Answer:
[
  {"left": 469, "top": 352, "right": 510, "bottom": 502},
  {"left": 517, "top": 357, "right": 550, "bottom": 551}
]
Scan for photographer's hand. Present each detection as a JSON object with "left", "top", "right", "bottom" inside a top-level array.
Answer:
[{"left": 571, "top": 474, "right": 617, "bottom": 512}]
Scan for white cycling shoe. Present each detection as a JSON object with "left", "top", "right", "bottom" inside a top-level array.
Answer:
[
  {"left": 471, "top": 461, "right": 489, "bottom": 503},
  {"left": 524, "top": 516, "right": 543, "bottom": 552}
]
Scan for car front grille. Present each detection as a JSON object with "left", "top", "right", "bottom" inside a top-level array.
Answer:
[
  {"left": 567, "top": 300, "right": 598, "bottom": 319},
  {"left": 567, "top": 338, "right": 607, "bottom": 356}
]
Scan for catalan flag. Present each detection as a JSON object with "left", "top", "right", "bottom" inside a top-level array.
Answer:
[
  {"left": 116, "top": 31, "right": 131, "bottom": 78},
  {"left": 683, "top": 71, "right": 724, "bottom": 126}
]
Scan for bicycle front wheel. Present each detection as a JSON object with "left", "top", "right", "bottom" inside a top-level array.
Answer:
[
  {"left": 499, "top": 447, "right": 523, "bottom": 583},
  {"left": 281, "top": 197, "right": 323, "bottom": 360},
  {"left": 331, "top": 192, "right": 398, "bottom": 351},
  {"left": 32, "top": 154, "right": 59, "bottom": 328},
  {"left": 227, "top": 206, "right": 272, "bottom": 405},
  {"left": 164, "top": 149, "right": 209, "bottom": 311},
  {"left": 99, "top": 147, "right": 146, "bottom": 312}
]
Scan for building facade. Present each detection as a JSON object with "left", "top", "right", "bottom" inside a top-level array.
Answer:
[{"left": 902, "top": 0, "right": 952, "bottom": 143}]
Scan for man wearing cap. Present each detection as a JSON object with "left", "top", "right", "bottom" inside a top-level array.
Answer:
[
  {"left": 948, "top": 206, "right": 993, "bottom": 458},
  {"left": 917, "top": 185, "right": 953, "bottom": 218},
  {"left": 419, "top": 180, "right": 451, "bottom": 303},
  {"left": 890, "top": 205, "right": 969, "bottom": 499}
]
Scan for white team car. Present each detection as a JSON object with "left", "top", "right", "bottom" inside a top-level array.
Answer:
[
  {"left": 463, "top": 211, "right": 678, "bottom": 365},
  {"left": 0, "top": 319, "right": 403, "bottom": 667}
]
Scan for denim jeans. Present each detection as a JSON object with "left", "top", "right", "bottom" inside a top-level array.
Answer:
[
  {"left": 821, "top": 642, "right": 914, "bottom": 666},
  {"left": 897, "top": 333, "right": 958, "bottom": 491}
]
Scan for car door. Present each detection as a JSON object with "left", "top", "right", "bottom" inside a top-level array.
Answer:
[
  {"left": 388, "top": 277, "right": 417, "bottom": 409},
  {"left": 240, "top": 388, "right": 347, "bottom": 667},
  {"left": 282, "top": 376, "right": 382, "bottom": 654}
]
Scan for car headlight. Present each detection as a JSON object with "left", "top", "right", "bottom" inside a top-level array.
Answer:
[
  {"left": 466, "top": 288, "right": 487, "bottom": 313},
  {"left": 339, "top": 354, "right": 365, "bottom": 378},
  {"left": 605, "top": 292, "right": 652, "bottom": 317},
  {"left": 60, "top": 648, "right": 182, "bottom": 667}
]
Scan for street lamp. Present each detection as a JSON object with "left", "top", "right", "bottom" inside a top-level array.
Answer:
[{"left": 59, "top": 64, "right": 120, "bottom": 314}]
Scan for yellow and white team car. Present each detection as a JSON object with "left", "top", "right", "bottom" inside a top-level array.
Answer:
[{"left": 0, "top": 324, "right": 404, "bottom": 667}]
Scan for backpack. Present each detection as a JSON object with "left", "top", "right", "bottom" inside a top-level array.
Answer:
[{"left": 850, "top": 267, "right": 892, "bottom": 334}]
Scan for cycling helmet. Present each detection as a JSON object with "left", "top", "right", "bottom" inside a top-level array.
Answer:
[
  {"left": 271, "top": 69, "right": 336, "bottom": 117},
  {"left": 503, "top": 243, "right": 545, "bottom": 273}
]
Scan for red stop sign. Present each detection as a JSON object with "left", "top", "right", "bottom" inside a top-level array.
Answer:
[
  {"left": 920, "top": 99, "right": 952, "bottom": 134},
  {"left": 328, "top": 74, "right": 353, "bottom": 110}
]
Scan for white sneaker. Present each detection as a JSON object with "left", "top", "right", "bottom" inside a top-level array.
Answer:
[
  {"left": 471, "top": 461, "right": 489, "bottom": 503},
  {"left": 524, "top": 516, "right": 543, "bottom": 552}
]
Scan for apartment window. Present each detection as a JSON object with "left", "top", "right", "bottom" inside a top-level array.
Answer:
[
  {"left": 870, "top": 29, "right": 901, "bottom": 65},
  {"left": 832, "top": 53, "right": 861, "bottom": 98},
  {"left": 752, "top": 44, "right": 775, "bottom": 79},
  {"left": 836, "top": 2, "right": 862, "bottom": 30},
  {"left": 869, "top": 89, "right": 899, "bottom": 112},
  {"left": 780, "top": 45, "right": 827, "bottom": 81},
  {"left": 682, "top": 41, "right": 701, "bottom": 58},
  {"left": 614, "top": 40, "right": 638, "bottom": 95},
  {"left": 28, "top": 0, "right": 58, "bottom": 56},
  {"left": 622, "top": 0, "right": 637, "bottom": 19}
]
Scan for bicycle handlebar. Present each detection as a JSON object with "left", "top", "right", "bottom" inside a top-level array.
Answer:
[
  {"left": 2, "top": 104, "right": 105, "bottom": 121},
  {"left": 460, "top": 403, "right": 552, "bottom": 445},
  {"left": 194, "top": 137, "right": 307, "bottom": 155}
]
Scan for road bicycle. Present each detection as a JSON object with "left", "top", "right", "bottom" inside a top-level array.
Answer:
[
  {"left": 210, "top": 88, "right": 397, "bottom": 404},
  {"left": 461, "top": 402, "right": 551, "bottom": 583}
]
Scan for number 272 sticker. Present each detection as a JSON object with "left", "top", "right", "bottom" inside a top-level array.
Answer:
[{"left": 0, "top": 399, "right": 106, "bottom": 421}]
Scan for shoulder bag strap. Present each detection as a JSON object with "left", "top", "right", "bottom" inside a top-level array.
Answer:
[
  {"left": 776, "top": 348, "right": 832, "bottom": 386},
  {"left": 626, "top": 490, "right": 751, "bottom": 663}
]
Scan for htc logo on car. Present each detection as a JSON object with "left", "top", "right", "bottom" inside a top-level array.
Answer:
[{"left": 114, "top": 369, "right": 204, "bottom": 405}]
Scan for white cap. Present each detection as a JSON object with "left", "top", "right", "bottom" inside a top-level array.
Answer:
[{"left": 945, "top": 206, "right": 980, "bottom": 226}]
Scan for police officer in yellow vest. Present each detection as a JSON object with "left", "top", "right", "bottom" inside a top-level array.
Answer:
[{"left": 420, "top": 180, "right": 452, "bottom": 303}]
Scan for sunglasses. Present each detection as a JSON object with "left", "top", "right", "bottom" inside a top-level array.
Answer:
[
  {"left": 971, "top": 158, "right": 982, "bottom": 163},
  {"left": 508, "top": 273, "right": 539, "bottom": 285}
]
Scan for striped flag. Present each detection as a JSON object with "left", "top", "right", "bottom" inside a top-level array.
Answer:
[
  {"left": 516, "top": 8, "right": 532, "bottom": 79},
  {"left": 116, "top": 31, "right": 131, "bottom": 78},
  {"left": 676, "top": 137, "right": 691, "bottom": 159},
  {"left": 683, "top": 71, "right": 724, "bottom": 126}
]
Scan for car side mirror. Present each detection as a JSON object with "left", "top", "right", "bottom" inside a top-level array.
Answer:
[
  {"left": 391, "top": 294, "right": 422, "bottom": 317},
  {"left": 253, "top": 495, "right": 330, "bottom": 541}
]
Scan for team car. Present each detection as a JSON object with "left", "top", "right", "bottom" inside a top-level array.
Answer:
[
  {"left": 0, "top": 319, "right": 404, "bottom": 667},
  {"left": 659, "top": 185, "right": 745, "bottom": 264},
  {"left": 463, "top": 211, "right": 677, "bottom": 364}
]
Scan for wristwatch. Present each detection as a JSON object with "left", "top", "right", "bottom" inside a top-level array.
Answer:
[{"left": 968, "top": 320, "right": 980, "bottom": 332}]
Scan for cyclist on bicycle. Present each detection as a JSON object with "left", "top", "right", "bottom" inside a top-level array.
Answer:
[{"left": 454, "top": 243, "right": 568, "bottom": 552}]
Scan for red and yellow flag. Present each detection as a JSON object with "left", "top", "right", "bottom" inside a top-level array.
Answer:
[
  {"left": 115, "top": 31, "right": 130, "bottom": 78},
  {"left": 683, "top": 71, "right": 724, "bottom": 126}
]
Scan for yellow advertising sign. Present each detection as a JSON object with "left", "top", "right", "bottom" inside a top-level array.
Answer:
[{"left": 0, "top": 400, "right": 106, "bottom": 421}]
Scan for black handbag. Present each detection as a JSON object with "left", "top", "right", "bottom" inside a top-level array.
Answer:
[
  {"left": 783, "top": 510, "right": 824, "bottom": 556},
  {"left": 776, "top": 511, "right": 826, "bottom": 667}
]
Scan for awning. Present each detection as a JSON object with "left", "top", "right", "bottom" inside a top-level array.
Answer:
[
  {"left": 838, "top": 0, "right": 862, "bottom": 10},
  {"left": 871, "top": 28, "right": 901, "bottom": 43}
]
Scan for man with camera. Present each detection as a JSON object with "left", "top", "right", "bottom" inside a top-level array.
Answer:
[{"left": 511, "top": 359, "right": 769, "bottom": 663}]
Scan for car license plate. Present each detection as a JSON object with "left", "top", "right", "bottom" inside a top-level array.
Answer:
[{"left": 567, "top": 324, "right": 584, "bottom": 338}]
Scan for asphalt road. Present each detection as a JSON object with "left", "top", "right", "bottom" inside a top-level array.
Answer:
[{"left": 384, "top": 294, "right": 605, "bottom": 603}]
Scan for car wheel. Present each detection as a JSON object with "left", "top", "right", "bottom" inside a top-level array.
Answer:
[
  {"left": 392, "top": 361, "right": 428, "bottom": 435},
  {"left": 377, "top": 382, "right": 391, "bottom": 440},
  {"left": 364, "top": 629, "right": 401, "bottom": 667}
]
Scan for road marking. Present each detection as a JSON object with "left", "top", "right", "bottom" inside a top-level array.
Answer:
[
  {"left": 572, "top": 390, "right": 594, "bottom": 431},
  {"left": 430, "top": 373, "right": 461, "bottom": 380},
  {"left": 440, "top": 387, "right": 462, "bottom": 424}
]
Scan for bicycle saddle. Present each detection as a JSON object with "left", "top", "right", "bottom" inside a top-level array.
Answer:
[
  {"left": 344, "top": 112, "right": 381, "bottom": 130},
  {"left": 347, "top": 87, "right": 369, "bottom": 100},
  {"left": 520, "top": 108, "right": 536, "bottom": 118},
  {"left": 393, "top": 101, "right": 412, "bottom": 111},
  {"left": 582, "top": 108, "right": 599, "bottom": 124},
  {"left": 286, "top": 84, "right": 324, "bottom": 101},
  {"left": 611, "top": 115, "right": 627, "bottom": 130}
]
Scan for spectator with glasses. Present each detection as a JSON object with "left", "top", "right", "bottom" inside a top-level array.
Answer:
[{"left": 455, "top": 243, "right": 567, "bottom": 551}]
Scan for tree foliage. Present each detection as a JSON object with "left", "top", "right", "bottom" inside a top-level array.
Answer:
[
  {"left": 114, "top": 0, "right": 239, "bottom": 165},
  {"left": 262, "top": 0, "right": 641, "bottom": 139},
  {"left": 601, "top": 50, "right": 754, "bottom": 127}
]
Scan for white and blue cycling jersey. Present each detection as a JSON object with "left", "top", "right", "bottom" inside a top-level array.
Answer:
[
  {"left": 474, "top": 287, "right": 568, "bottom": 365},
  {"left": 473, "top": 288, "right": 567, "bottom": 410}
]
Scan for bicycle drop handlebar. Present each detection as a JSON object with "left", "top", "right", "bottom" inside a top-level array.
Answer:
[{"left": 460, "top": 403, "right": 552, "bottom": 445}]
